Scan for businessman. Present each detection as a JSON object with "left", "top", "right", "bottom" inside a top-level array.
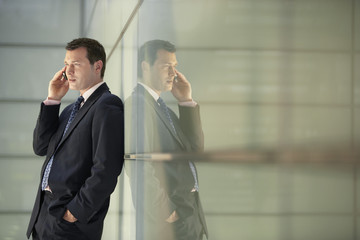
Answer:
[
  {"left": 26, "top": 38, "right": 124, "bottom": 240},
  {"left": 125, "top": 40, "right": 208, "bottom": 240}
]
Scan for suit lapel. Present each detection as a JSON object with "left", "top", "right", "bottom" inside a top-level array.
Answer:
[
  {"left": 153, "top": 100, "right": 184, "bottom": 146},
  {"left": 136, "top": 84, "right": 185, "bottom": 149},
  {"left": 59, "top": 83, "right": 109, "bottom": 146}
]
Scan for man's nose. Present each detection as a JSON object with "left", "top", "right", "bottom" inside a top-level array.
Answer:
[
  {"left": 67, "top": 65, "right": 74, "bottom": 75},
  {"left": 169, "top": 66, "right": 176, "bottom": 76}
]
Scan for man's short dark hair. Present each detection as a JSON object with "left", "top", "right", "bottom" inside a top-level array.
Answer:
[
  {"left": 66, "top": 38, "right": 106, "bottom": 78},
  {"left": 138, "top": 40, "right": 176, "bottom": 78}
]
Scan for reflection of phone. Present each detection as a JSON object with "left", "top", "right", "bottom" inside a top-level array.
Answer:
[{"left": 62, "top": 72, "right": 68, "bottom": 80}]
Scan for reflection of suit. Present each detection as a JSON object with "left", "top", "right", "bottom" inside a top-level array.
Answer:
[
  {"left": 125, "top": 84, "right": 208, "bottom": 240},
  {"left": 27, "top": 83, "right": 124, "bottom": 240}
]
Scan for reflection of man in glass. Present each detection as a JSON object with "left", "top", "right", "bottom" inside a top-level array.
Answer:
[{"left": 125, "top": 40, "right": 208, "bottom": 240}]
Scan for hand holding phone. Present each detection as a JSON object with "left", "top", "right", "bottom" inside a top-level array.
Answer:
[
  {"left": 62, "top": 71, "right": 68, "bottom": 80},
  {"left": 171, "top": 69, "right": 192, "bottom": 102},
  {"left": 47, "top": 67, "right": 69, "bottom": 101}
]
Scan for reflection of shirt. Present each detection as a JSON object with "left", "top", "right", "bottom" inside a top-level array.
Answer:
[
  {"left": 138, "top": 82, "right": 197, "bottom": 107},
  {"left": 138, "top": 82, "right": 160, "bottom": 102}
]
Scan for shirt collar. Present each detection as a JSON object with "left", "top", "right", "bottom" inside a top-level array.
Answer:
[
  {"left": 138, "top": 82, "right": 160, "bottom": 101},
  {"left": 81, "top": 82, "right": 105, "bottom": 103}
]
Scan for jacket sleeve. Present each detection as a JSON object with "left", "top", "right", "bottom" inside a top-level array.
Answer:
[
  {"left": 66, "top": 96, "right": 124, "bottom": 223},
  {"left": 178, "top": 104, "right": 204, "bottom": 152},
  {"left": 33, "top": 103, "right": 61, "bottom": 156}
]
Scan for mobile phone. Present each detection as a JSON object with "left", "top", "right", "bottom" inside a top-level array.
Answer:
[
  {"left": 174, "top": 75, "right": 178, "bottom": 82},
  {"left": 62, "top": 72, "right": 68, "bottom": 80}
]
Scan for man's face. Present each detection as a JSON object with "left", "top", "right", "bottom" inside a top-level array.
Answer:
[
  {"left": 147, "top": 49, "right": 178, "bottom": 94},
  {"left": 64, "top": 47, "right": 100, "bottom": 95}
]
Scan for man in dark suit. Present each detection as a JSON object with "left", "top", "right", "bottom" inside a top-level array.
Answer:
[
  {"left": 125, "top": 40, "right": 208, "bottom": 240},
  {"left": 26, "top": 38, "right": 124, "bottom": 240}
]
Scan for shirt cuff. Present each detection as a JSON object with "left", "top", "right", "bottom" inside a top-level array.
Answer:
[
  {"left": 43, "top": 98, "right": 61, "bottom": 105},
  {"left": 178, "top": 100, "right": 197, "bottom": 107}
]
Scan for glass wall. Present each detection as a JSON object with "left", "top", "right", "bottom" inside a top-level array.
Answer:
[
  {"left": 128, "top": 1, "right": 359, "bottom": 240},
  {"left": 0, "top": 0, "right": 359, "bottom": 239}
]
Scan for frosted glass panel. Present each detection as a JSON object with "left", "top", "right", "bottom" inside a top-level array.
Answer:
[
  {"left": 0, "top": 214, "right": 32, "bottom": 240},
  {"left": 0, "top": 158, "right": 41, "bottom": 211},
  {"left": 199, "top": 105, "right": 351, "bottom": 150},
  {"left": 355, "top": 54, "right": 360, "bottom": 105},
  {"left": 139, "top": 0, "right": 352, "bottom": 50},
  {"left": 199, "top": 163, "right": 353, "bottom": 214},
  {"left": 176, "top": 50, "right": 351, "bottom": 105},
  {"left": 356, "top": 0, "right": 360, "bottom": 51},
  {"left": 200, "top": 105, "right": 280, "bottom": 150},
  {"left": 290, "top": 107, "right": 352, "bottom": 146},
  {"left": 84, "top": 0, "right": 140, "bottom": 47},
  {"left": 0, "top": 0, "right": 81, "bottom": 44},
  {"left": 0, "top": 103, "right": 41, "bottom": 155},
  {"left": 204, "top": 215, "right": 352, "bottom": 240},
  {"left": 355, "top": 108, "right": 360, "bottom": 146},
  {"left": 0, "top": 47, "right": 78, "bottom": 101}
]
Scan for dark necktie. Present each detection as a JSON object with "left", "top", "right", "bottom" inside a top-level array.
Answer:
[
  {"left": 157, "top": 97, "right": 199, "bottom": 192},
  {"left": 41, "top": 96, "right": 84, "bottom": 190},
  {"left": 157, "top": 97, "right": 177, "bottom": 135}
]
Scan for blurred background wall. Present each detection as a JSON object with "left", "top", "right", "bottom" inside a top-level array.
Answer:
[{"left": 0, "top": 0, "right": 359, "bottom": 239}]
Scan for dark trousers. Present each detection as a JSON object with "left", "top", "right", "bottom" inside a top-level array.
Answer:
[
  {"left": 32, "top": 191, "right": 88, "bottom": 240},
  {"left": 172, "top": 193, "right": 205, "bottom": 240},
  {"left": 139, "top": 192, "right": 206, "bottom": 240}
]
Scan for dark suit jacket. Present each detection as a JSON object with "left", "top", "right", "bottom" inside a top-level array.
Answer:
[
  {"left": 125, "top": 84, "right": 208, "bottom": 240},
  {"left": 27, "top": 83, "right": 124, "bottom": 240}
]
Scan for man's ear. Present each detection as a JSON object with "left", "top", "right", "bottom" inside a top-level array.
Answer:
[
  {"left": 142, "top": 61, "right": 150, "bottom": 73},
  {"left": 95, "top": 60, "right": 103, "bottom": 74}
]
